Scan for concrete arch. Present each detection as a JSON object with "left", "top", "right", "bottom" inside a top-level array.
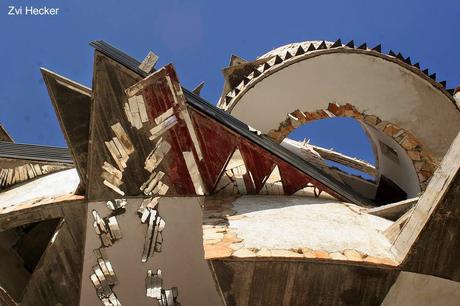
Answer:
[
  {"left": 223, "top": 45, "right": 460, "bottom": 163},
  {"left": 220, "top": 42, "right": 460, "bottom": 199}
]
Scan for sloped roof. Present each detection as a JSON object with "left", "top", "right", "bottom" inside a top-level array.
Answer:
[{"left": 0, "top": 141, "right": 73, "bottom": 164}]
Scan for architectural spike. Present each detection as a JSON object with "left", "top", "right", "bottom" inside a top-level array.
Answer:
[
  {"left": 317, "top": 41, "right": 327, "bottom": 50},
  {"left": 439, "top": 80, "right": 446, "bottom": 88},
  {"left": 294, "top": 45, "right": 305, "bottom": 56},
  {"left": 396, "top": 53, "right": 404, "bottom": 61},
  {"left": 357, "top": 43, "right": 367, "bottom": 50},
  {"left": 413, "top": 62, "right": 420, "bottom": 69},
  {"left": 283, "top": 51, "right": 293, "bottom": 60},
  {"left": 330, "top": 39, "right": 342, "bottom": 48},
  {"left": 429, "top": 73, "right": 436, "bottom": 81},
  {"left": 447, "top": 88, "right": 455, "bottom": 95},
  {"left": 404, "top": 57, "right": 411, "bottom": 65},
  {"left": 372, "top": 44, "right": 382, "bottom": 52},
  {"left": 307, "top": 43, "right": 316, "bottom": 52},
  {"left": 422, "top": 68, "right": 429, "bottom": 75},
  {"left": 273, "top": 55, "right": 283, "bottom": 65},
  {"left": 388, "top": 50, "right": 397, "bottom": 57},
  {"left": 229, "top": 54, "right": 247, "bottom": 67},
  {"left": 345, "top": 40, "right": 354, "bottom": 48}
]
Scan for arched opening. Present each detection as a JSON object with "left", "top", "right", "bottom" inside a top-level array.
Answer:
[{"left": 280, "top": 111, "right": 422, "bottom": 205}]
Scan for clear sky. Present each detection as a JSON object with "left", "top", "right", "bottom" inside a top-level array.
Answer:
[{"left": 1, "top": 0, "right": 459, "bottom": 167}]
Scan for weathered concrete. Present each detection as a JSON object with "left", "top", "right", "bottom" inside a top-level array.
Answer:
[
  {"left": 80, "top": 197, "right": 223, "bottom": 306},
  {"left": 381, "top": 272, "right": 460, "bottom": 306},
  {"left": 228, "top": 195, "right": 394, "bottom": 259}
]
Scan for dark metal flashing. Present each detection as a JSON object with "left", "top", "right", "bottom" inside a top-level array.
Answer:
[
  {"left": 89, "top": 40, "right": 372, "bottom": 206},
  {"left": 0, "top": 141, "right": 73, "bottom": 164}
]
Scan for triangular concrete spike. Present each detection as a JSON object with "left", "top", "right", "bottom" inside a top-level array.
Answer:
[
  {"left": 372, "top": 44, "right": 382, "bottom": 52},
  {"left": 262, "top": 62, "right": 271, "bottom": 71},
  {"left": 389, "top": 50, "right": 397, "bottom": 57},
  {"left": 252, "top": 69, "right": 261, "bottom": 77},
  {"left": 413, "top": 62, "right": 420, "bottom": 69},
  {"left": 439, "top": 80, "right": 447, "bottom": 87},
  {"left": 429, "top": 73, "right": 437, "bottom": 81},
  {"left": 229, "top": 54, "right": 248, "bottom": 67},
  {"left": 447, "top": 88, "right": 455, "bottom": 95},
  {"left": 422, "top": 68, "right": 429, "bottom": 75},
  {"left": 307, "top": 43, "right": 316, "bottom": 52},
  {"left": 273, "top": 55, "right": 283, "bottom": 65},
  {"left": 396, "top": 52, "right": 404, "bottom": 61},
  {"left": 192, "top": 82, "right": 205, "bottom": 96},
  {"left": 330, "top": 39, "right": 342, "bottom": 48},
  {"left": 404, "top": 57, "right": 412, "bottom": 65},
  {"left": 284, "top": 51, "right": 293, "bottom": 60},
  {"left": 318, "top": 41, "right": 327, "bottom": 50},
  {"left": 357, "top": 43, "right": 367, "bottom": 50},
  {"left": 295, "top": 45, "right": 305, "bottom": 56},
  {"left": 345, "top": 40, "right": 354, "bottom": 48}
]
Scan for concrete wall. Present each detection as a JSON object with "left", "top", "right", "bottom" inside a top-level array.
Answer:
[
  {"left": 381, "top": 272, "right": 460, "bottom": 306},
  {"left": 80, "top": 197, "right": 222, "bottom": 306}
]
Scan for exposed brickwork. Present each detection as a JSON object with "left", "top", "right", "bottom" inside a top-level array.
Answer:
[{"left": 266, "top": 103, "right": 437, "bottom": 190}]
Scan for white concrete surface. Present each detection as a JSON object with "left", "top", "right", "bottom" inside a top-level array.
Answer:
[
  {"left": 0, "top": 168, "right": 79, "bottom": 209},
  {"left": 229, "top": 195, "right": 394, "bottom": 258}
]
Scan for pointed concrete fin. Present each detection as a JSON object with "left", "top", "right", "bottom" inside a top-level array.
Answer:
[
  {"left": 41, "top": 67, "right": 91, "bottom": 191},
  {"left": 307, "top": 43, "right": 316, "bottom": 52},
  {"left": 447, "top": 88, "right": 455, "bottom": 95},
  {"left": 330, "top": 39, "right": 342, "bottom": 48},
  {"left": 139, "top": 51, "right": 159, "bottom": 74},
  {"left": 404, "top": 56, "right": 411, "bottom": 65},
  {"left": 192, "top": 82, "right": 205, "bottom": 96},
  {"left": 317, "top": 41, "right": 327, "bottom": 50},
  {"left": 259, "top": 165, "right": 284, "bottom": 195},
  {"left": 345, "top": 40, "right": 354, "bottom": 48},
  {"left": 283, "top": 50, "right": 293, "bottom": 60},
  {"left": 439, "top": 80, "right": 446, "bottom": 87},
  {"left": 429, "top": 73, "right": 437, "bottom": 81},
  {"left": 0, "top": 124, "right": 13, "bottom": 142},
  {"left": 389, "top": 50, "right": 397, "bottom": 57},
  {"left": 357, "top": 43, "right": 367, "bottom": 50},
  {"left": 372, "top": 44, "right": 382, "bottom": 52},
  {"left": 396, "top": 52, "right": 404, "bottom": 61},
  {"left": 273, "top": 55, "right": 283, "bottom": 65},
  {"left": 229, "top": 54, "right": 247, "bottom": 67},
  {"left": 422, "top": 68, "right": 429, "bottom": 75},
  {"left": 413, "top": 62, "right": 420, "bottom": 69},
  {"left": 295, "top": 45, "right": 305, "bottom": 56}
]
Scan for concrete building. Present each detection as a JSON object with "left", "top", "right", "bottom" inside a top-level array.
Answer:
[{"left": 0, "top": 39, "right": 459, "bottom": 306}]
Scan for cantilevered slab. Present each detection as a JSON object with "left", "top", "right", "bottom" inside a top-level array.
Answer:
[{"left": 41, "top": 68, "right": 92, "bottom": 190}]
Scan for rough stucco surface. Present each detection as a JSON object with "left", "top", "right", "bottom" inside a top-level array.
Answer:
[
  {"left": 229, "top": 196, "right": 394, "bottom": 258},
  {"left": 80, "top": 197, "right": 223, "bottom": 306},
  {"left": 381, "top": 271, "right": 460, "bottom": 306},
  {"left": 231, "top": 53, "right": 460, "bottom": 161},
  {"left": 0, "top": 168, "right": 79, "bottom": 209}
]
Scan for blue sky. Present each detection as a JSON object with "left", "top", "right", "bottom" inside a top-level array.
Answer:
[{"left": 1, "top": 0, "right": 459, "bottom": 166}]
